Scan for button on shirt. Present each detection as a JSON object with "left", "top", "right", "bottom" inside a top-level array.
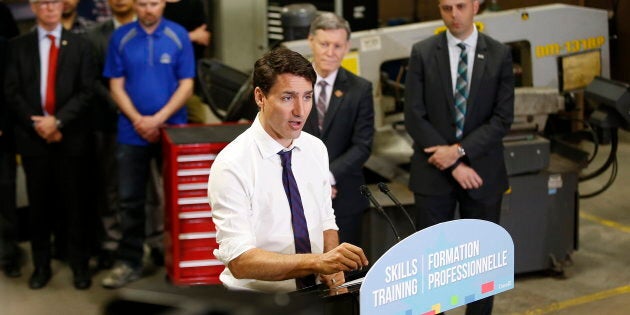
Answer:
[
  {"left": 208, "top": 115, "right": 338, "bottom": 292},
  {"left": 446, "top": 26, "right": 478, "bottom": 94}
]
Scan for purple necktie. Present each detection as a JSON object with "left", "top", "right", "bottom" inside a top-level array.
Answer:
[{"left": 278, "top": 149, "right": 316, "bottom": 289}]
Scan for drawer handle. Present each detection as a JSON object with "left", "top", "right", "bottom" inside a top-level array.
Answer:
[
  {"left": 179, "top": 259, "right": 223, "bottom": 268},
  {"left": 177, "top": 169, "right": 210, "bottom": 176},
  {"left": 179, "top": 211, "right": 213, "bottom": 219},
  {"left": 178, "top": 183, "right": 208, "bottom": 191},
  {"left": 178, "top": 197, "right": 208, "bottom": 205},
  {"left": 177, "top": 154, "right": 217, "bottom": 162},
  {"left": 179, "top": 232, "right": 216, "bottom": 240}
]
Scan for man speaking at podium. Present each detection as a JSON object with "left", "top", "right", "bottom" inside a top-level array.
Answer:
[{"left": 208, "top": 48, "right": 369, "bottom": 292}]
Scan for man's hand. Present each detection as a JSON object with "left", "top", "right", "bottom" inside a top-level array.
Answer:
[
  {"left": 317, "top": 242, "right": 368, "bottom": 275},
  {"left": 31, "top": 115, "right": 58, "bottom": 140},
  {"left": 451, "top": 163, "right": 483, "bottom": 190},
  {"left": 133, "top": 115, "right": 162, "bottom": 143},
  {"left": 319, "top": 271, "right": 345, "bottom": 289},
  {"left": 47, "top": 130, "right": 63, "bottom": 143},
  {"left": 425, "top": 144, "right": 460, "bottom": 170},
  {"left": 189, "top": 24, "right": 210, "bottom": 46},
  {"left": 331, "top": 185, "right": 338, "bottom": 199}
]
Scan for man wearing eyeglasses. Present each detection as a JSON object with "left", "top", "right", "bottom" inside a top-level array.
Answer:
[{"left": 4, "top": 0, "right": 97, "bottom": 290}]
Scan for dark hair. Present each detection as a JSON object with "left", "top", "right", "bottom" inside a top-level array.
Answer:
[
  {"left": 309, "top": 12, "right": 351, "bottom": 40},
  {"left": 253, "top": 47, "right": 316, "bottom": 95}
]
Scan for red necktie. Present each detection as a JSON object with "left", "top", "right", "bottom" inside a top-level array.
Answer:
[{"left": 45, "top": 34, "right": 59, "bottom": 115}]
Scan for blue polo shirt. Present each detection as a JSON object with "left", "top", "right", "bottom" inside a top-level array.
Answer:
[{"left": 104, "top": 18, "right": 195, "bottom": 146}]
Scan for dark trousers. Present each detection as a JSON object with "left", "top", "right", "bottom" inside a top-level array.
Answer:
[
  {"left": 116, "top": 143, "right": 161, "bottom": 268},
  {"left": 0, "top": 147, "right": 19, "bottom": 265},
  {"left": 414, "top": 190, "right": 503, "bottom": 315},
  {"left": 93, "top": 131, "right": 121, "bottom": 252},
  {"left": 21, "top": 153, "right": 90, "bottom": 270}
]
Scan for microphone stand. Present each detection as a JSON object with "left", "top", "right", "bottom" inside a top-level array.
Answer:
[
  {"left": 360, "top": 185, "right": 402, "bottom": 242},
  {"left": 377, "top": 182, "right": 417, "bottom": 232}
]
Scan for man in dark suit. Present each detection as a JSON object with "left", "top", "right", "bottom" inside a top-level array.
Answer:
[
  {"left": 302, "top": 13, "right": 375, "bottom": 247},
  {"left": 404, "top": 0, "right": 514, "bottom": 314},
  {"left": 4, "top": 0, "right": 96, "bottom": 290}
]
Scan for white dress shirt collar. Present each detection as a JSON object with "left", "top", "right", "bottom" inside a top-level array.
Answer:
[
  {"left": 251, "top": 114, "right": 304, "bottom": 159},
  {"left": 316, "top": 68, "right": 339, "bottom": 87},
  {"left": 446, "top": 25, "right": 478, "bottom": 51},
  {"left": 37, "top": 23, "right": 62, "bottom": 45}
]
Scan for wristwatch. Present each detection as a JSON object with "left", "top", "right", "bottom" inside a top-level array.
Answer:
[{"left": 456, "top": 144, "right": 466, "bottom": 157}]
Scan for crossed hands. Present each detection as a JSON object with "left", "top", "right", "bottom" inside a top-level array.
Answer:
[
  {"left": 31, "top": 116, "right": 62, "bottom": 143},
  {"left": 134, "top": 115, "right": 163, "bottom": 143},
  {"left": 424, "top": 145, "right": 483, "bottom": 190}
]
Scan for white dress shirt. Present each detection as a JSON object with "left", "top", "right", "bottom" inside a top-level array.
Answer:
[
  {"left": 38, "top": 24, "right": 62, "bottom": 113},
  {"left": 208, "top": 115, "right": 338, "bottom": 292},
  {"left": 446, "top": 26, "right": 478, "bottom": 94}
]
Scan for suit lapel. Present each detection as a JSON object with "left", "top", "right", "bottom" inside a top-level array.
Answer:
[
  {"left": 321, "top": 68, "right": 348, "bottom": 138},
  {"left": 435, "top": 34, "right": 456, "bottom": 118},
  {"left": 57, "top": 29, "right": 69, "bottom": 77},
  {"left": 467, "top": 33, "right": 487, "bottom": 121}
]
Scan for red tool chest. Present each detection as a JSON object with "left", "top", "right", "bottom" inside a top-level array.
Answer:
[{"left": 162, "top": 123, "right": 250, "bottom": 285}]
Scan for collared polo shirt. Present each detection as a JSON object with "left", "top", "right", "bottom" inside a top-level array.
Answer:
[{"left": 103, "top": 18, "right": 194, "bottom": 146}]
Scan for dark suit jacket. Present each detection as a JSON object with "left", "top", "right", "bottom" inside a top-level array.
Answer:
[
  {"left": 303, "top": 67, "right": 375, "bottom": 217},
  {"left": 0, "top": 36, "right": 13, "bottom": 152},
  {"left": 4, "top": 28, "right": 96, "bottom": 157},
  {"left": 85, "top": 20, "right": 118, "bottom": 132},
  {"left": 404, "top": 32, "right": 514, "bottom": 199}
]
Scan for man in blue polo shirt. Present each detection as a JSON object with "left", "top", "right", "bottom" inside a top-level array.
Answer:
[{"left": 101, "top": 0, "right": 194, "bottom": 288}]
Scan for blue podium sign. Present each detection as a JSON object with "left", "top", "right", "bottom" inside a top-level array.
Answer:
[{"left": 360, "top": 219, "right": 514, "bottom": 315}]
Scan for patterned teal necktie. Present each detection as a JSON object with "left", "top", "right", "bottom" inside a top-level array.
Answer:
[{"left": 454, "top": 42, "right": 468, "bottom": 140}]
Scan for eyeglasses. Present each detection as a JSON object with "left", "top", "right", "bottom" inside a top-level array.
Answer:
[{"left": 34, "top": 0, "right": 62, "bottom": 7}]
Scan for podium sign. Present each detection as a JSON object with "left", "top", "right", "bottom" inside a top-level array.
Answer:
[{"left": 360, "top": 219, "right": 514, "bottom": 315}]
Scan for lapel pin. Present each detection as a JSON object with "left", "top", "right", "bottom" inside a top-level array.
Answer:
[
  {"left": 477, "top": 54, "right": 485, "bottom": 59},
  {"left": 334, "top": 90, "right": 343, "bottom": 98},
  {"left": 62, "top": 40, "right": 68, "bottom": 46}
]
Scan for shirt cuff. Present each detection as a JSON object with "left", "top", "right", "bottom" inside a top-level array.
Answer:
[
  {"left": 215, "top": 237, "right": 256, "bottom": 265},
  {"left": 329, "top": 171, "right": 336, "bottom": 186}
]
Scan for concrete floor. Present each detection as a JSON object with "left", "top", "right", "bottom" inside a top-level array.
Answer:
[{"left": 1, "top": 129, "right": 629, "bottom": 314}]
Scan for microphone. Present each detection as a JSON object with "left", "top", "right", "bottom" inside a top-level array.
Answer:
[
  {"left": 377, "top": 182, "right": 416, "bottom": 232},
  {"left": 359, "top": 185, "right": 402, "bottom": 242}
]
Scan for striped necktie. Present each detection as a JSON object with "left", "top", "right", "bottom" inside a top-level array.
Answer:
[
  {"left": 454, "top": 42, "right": 468, "bottom": 140},
  {"left": 316, "top": 80, "right": 327, "bottom": 131},
  {"left": 278, "top": 149, "right": 316, "bottom": 289}
]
